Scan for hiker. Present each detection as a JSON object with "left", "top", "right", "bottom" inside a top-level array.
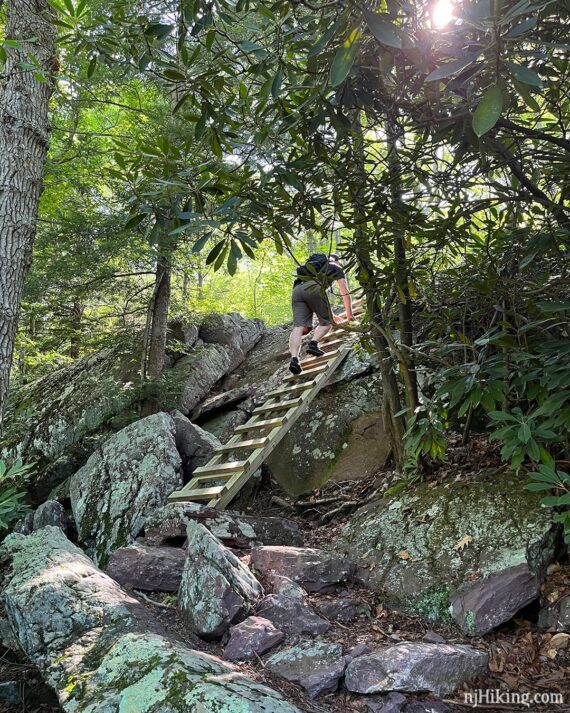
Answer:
[{"left": 289, "top": 253, "right": 354, "bottom": 375}]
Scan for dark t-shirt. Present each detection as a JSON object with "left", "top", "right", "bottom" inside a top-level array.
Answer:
[{"left": 293, "top": 262, "right": 345, "bottom": 288}]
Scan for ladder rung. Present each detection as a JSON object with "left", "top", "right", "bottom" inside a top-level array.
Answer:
[
  {"left": 300, "top": 350, "right": 341, "bottom": 369},
  {"left": 190, "top": 472, "right": 236, "bottom": 484},
  {"left": 235, "top": 418, "right": 285, "bottom": 432},
  {"left": 266, "top": 381, "right": 316, "bottom": 398},
  {"left": 283, "top": 364, "right": 329, "bottom": 381},
  {"left": 193, "top": 461, "right": 246, "bottom": 476},
  {"left": 253, "top": 398, "right": 302, "bottom": 414},
  {"left": 217, "top": 437, "right": 268, "bottom": 451},
  {"left": 169, "top": 486, "right": 226, "bottom": 502},
  {"left": 319, "top": 337, "right": 348, "bottom": 348}
]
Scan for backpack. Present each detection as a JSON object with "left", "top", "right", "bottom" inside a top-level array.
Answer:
[{"left": 296, "top": 253, "right": 329, "bottom": 278}]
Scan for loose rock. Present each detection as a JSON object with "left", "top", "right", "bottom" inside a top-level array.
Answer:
[
  {"left": 344, "top": 642, "right": 488, "bottom": 697},
  {"left": 145, "top": 501, "right": 303, "bottom": 548},
  {"left": 266, "top": 641, "right": 346, "bottom": 698},
  {"left": 363, "top": 692, "right": 407, "bottom": 713},
  {"left": 33, "top": 500, "right": 68, "bottom": 531},
  {"left": 450, "top": 563, "right": 539, "bottom": 636},
  {"left": 0, "top": 526, "right": 301, "bottom": 713},
  {"left": 105, "top": 544, "right": 185, "bottom": 592},
  {"left": 224, "top": 616, "right": 284, "bottom": 661},
  {"left": 250, "top": 545, "right": 355, "bottom": 592},
  {"left": 256, "top": 595, "right": 330, "bottom": 636},
  {"left": 271, "top": 575, "right": 307, "bottom": 600},
  {"left": 0, "top": 681, "right": 21, "bottom": 707},
  {"left": 178, "top": 520, "right": 263, "bottom": 639},
  {"left": 538, "top": 594, "right": 570, "bottom": 632},
  {"left": 317, "top": 598, "right": 371, "bottom": 623},
  {"left": 70, "top": 412, "right": 182, "bottom": 566}
]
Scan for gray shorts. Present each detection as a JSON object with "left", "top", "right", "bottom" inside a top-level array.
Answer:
[{"left": 292, "top": 281, "right": 332, "bottom": 328}]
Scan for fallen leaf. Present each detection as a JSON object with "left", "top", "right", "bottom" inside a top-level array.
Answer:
[
  {"left": 398, "top": 550, "right": 411, "bottom": 560},
  {"left": 453, "top": 535, "right": 474, "bottom": 552},
  {"left": 550, "top": 633, "right": 570, "bottom": 650}
]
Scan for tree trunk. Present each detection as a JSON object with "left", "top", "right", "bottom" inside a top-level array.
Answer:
[
  {"left": 386, "top": 112, "right": 419, "bottom": 412},
  {"left": 69, "top": 301, "right": 83, "bottom": 359},
  {"left": 141, "top": 251, "right": 172, "bottom": 416},
  {"left": 0, "top": 0, "right": 57, "bottom": 427}
]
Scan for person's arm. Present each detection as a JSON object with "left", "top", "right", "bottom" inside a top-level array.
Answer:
[{"left": 337, "top": 278, "right": 354, "bottom": 320}]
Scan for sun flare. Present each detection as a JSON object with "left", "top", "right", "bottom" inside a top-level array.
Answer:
[{"left": 432, "top": 0, "right": 454, "bottom": 28}]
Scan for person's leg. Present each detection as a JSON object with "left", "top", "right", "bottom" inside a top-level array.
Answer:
[
  {"left": 289, "top": 326, "right": 304, "bottom": 359},
  {"left": 313, "top": 324, "right": 332, "bottom": 342},
  {"left": 306, "top": 292, "right": 333, "bottom": 356}
]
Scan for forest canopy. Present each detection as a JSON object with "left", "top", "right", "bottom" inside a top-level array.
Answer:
[{"left": 0, "top": 0, "right": 568, "bottom": 530}]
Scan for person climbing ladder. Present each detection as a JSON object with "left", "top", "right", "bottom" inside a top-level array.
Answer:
[{"left": 288, "top": 253, "right": 354, "bottom": 375}]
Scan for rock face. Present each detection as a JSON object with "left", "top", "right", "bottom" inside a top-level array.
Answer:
[
  {"left": 345, "top": 643, "right": 488, "bottom": 697},
  {"left": 450, "top": 563, "right": 539, "bottom": 636},
  {"left": 105, "top": 544, "right": 185, "bottom": 592},
  {"left": 341, "top": 471, "right": 559, "bottom": 625},
  {"left": 178, "top": 521, "right": 263, "bottom": 639},
  {"left": 70, "top": 412, "right": 182, "bottom": 566},
  {"left": 0, "top": 527, "right": 301, "bottom": 713},
  {"left": 170, "top": 409, "right": 220, "bottom": 480},
  {"left": 2, "top": 313, "right": 264, "bottom": 504},
  {"left": 200, "top": 328, "right": 390, "bottom": 494},
  {"left": 200, "top": 312, "right": 265, "bottom": 371},
  {"left": 145, "top": 502, "right": 303, "bottom": 548},
  {"left": 539, "top": 595, "right": 570, "bottom": 632},
  {"left": 267, "top": 641, "right": 346, "bottom": 698},
  {"left": 250, "top": 546, "right": 355, "bottom": 593},
  {"left": 256, "top": 595, "right": 330, "bottom": 636},
  {"left": 224, "top": 616, "right": 284, "bottom": 661}
]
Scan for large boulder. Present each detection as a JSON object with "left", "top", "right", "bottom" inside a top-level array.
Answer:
[
  {"left": 200, "top": 312, "right": 265, "bottom": 370},
  {"left": 344, "top": 643, "right": 488, "bottom": 697},
  {"left": 178, "top": 521, "right": 263, "bottom": 639},
  {"left": 250, "top": 546, "right": 355, "bottom": 593},
  {"left": 105, "top": 544, "right": 185, "bottom": 592},
  {"left": 70, "top": 412, "right": 182, "bottom": 566},
  {"left": 170, "top": 409, "right": 220, "bottom": 480},
  {"left": 0, "top": 527, "right": 301, "bottom": 713},
  {"left": 266, "top": 641, "right": 346, "bottom": 698},
  {"left": 2, "top": 313, "right": 264, "bottom": 503},
  {"left": 144, "top": 502, "right": 303, "bottom": 548},
  {"left": 340, "top": 471, "right": 559, "bottom": 626}
]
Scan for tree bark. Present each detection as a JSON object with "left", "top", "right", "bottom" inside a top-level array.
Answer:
[
  {"left": 141, "top": 251, "right": 172, "bottom": 416},
  {"left": 0, "top": 0, "right": 57, "bottom": 427}
]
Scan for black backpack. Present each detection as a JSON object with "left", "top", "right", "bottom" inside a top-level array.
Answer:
[{"left": 296, "top": 253, "right": 329, "bottom": 278}]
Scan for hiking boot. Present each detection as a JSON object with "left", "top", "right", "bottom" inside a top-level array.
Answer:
[
  {"left": 289, "top": 357, "right": 302, "bottom": 375},
  {"left": 307, "top": 340, "right": 325, "bottom": 357}
]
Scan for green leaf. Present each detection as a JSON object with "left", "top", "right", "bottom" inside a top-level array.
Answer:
[
  {"left": 330, "top": 29, "right": 360, "bottom": 87},
  {"left": 206, "top": 240, "right": 227, "bottom": 265},
  {"left": 517, "top": 422, "right": 532, "bottom": 444},
  {"left": 195, "top": 112, "right": 207, "bottom": 140},
  {"left": 125, "top": 214, "right": 147, "bottom": 230},
  {"left": 472, "top": 84, "right": 503, "bottom": 137},
  {"left": 271, "top": 68, "right": 283, "bottom": 100},
  {"left": 505, "top": 16, "right": 537, "bottom": 37},
  {"left": 425, "top": 55, "right": 477, "bottom": 82},
  {"left": 363, "top": 10, "right": 401, "bottom": 49},
  {"left": 192, "top": 232, "right": 212, "bottom": 254},
  {"left": 506, "top": 61, "right": 543, "bottom": 88},
  {"left": 227, "top": 250, "right": 238, "bottom": 276},
  {"left": 87, "top": 55, "right": 97, "bottom": 78},
  {"left": 145, "top": 23, "right": 173, "bottom": 39}
]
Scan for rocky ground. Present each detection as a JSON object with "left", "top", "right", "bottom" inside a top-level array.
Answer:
[
  {"left": 1, "top": 315, "right": 568, "bottom": 712},
  {"left": 2, "top": 438, "right": 568, "bottom": 713}
]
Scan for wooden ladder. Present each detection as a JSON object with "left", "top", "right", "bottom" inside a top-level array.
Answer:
[{"left": 167, "top": 300, "right": 363, "bottom": 510}]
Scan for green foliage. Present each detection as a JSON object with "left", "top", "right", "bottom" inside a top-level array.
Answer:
[
  {"left": 0, "top": 459, "right": 32, "bottom": 534},
  {"left": 526, "top": 464, "right": 570, "bottom": 543}
]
